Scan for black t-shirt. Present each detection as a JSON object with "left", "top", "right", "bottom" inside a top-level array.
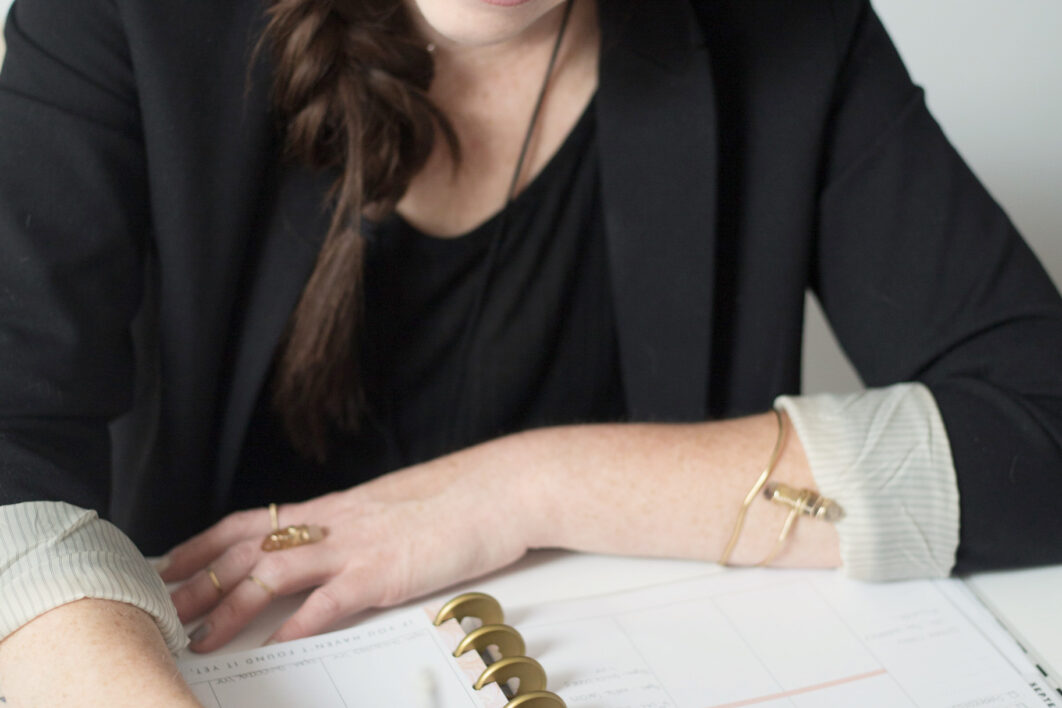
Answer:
[{"left": 232, "top": 100, "right": 625, "bottom": 509}]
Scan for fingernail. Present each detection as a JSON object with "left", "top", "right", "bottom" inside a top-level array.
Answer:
[
  {"left": 262, "top": 637, "right": 277, "bottom": 647},
  {"left": 152, "top": 555, "right": 172, "bottom": 575},
  {"left": 190, "top": 622, "right": 212, "bottom": 645}
]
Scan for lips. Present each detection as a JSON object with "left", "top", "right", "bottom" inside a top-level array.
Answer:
[{"left": 479, "top": 0, "right": 537, "bottom": 7}]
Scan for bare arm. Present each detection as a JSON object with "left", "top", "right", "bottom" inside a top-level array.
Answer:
[
  {"left": 360, "top": 410, "right": 839, "bottom": 568},
  {"left": 0, "top": 412, "right": 821, "bottom": 705},
  {"left": 518, "top": 412, "right": 840, "bottom": 567},
  {"left": 165, "top": 411, "right": 839, "bottom": 653},
  {"left": 0, "top": 599, "right": 201, "bottom": 708}
]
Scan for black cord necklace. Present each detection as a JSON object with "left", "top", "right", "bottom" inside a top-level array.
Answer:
[{"left": 447, "top": 0, "right": 577, "bottom": 453}]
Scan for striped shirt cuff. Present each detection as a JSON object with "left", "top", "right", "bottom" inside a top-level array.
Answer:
[
  {"left": 0, "top": 501, "right": 188, "bottom": 653},
  {"left": 776, "top": 383, "right": 960, "bottom": 581}
]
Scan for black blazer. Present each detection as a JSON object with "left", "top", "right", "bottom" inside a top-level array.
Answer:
[{"left": 1, "top": 0, "right": 1060, "bottom": 569}]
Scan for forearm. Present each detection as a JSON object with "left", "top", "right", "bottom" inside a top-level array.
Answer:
[
  {"left": 157, "top": 391, "right": 949, "bottom": 652},
  {"left": 0, "top": 599, "right": 201, "bottom": 707},
  {"left": 510, "top": 411, "right": 842, "bottom": 568}
]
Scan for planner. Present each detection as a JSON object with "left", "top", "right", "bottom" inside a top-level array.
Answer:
[{"left": 176, "top": 568, "right": 1056, "bottom": 708}]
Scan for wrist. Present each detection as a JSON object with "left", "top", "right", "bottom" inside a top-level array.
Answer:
[
  {"left": 472, "top": 427, "right": 568, "bottom": 554},
  {"left": 504, "top": 425, "right": 599, "bottom": 552}
]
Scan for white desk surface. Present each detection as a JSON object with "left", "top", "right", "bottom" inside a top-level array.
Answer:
[
  {"left": 965, "top": 564, "right": 1062, "bottom": 683},
  {"left": 192, "top": 550, "right": 1062, "bottom": 691}
]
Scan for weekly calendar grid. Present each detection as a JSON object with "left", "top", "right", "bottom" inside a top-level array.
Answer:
[{"left": 177, "top": 570, "right": 1055, "bottom": 708}]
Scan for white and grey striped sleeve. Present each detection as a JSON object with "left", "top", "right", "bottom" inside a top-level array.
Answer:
[
  {"left": 0, "top": 501, "right": 188, "bottom": 653},
  {"left": 775, "top": 382, "right": 960, "bottom": 581}
]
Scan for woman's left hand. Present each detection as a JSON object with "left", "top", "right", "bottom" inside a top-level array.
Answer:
[{"left": 158, "top": 436, "right": 538, "bottom": 653}]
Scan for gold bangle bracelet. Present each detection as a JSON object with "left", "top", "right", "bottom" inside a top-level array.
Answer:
[
  {"left": 757, "top": 506, "right": 802, "bottom": 567},
  {"left": 719, "top": 408, "right": 786, "bottom": 566}
]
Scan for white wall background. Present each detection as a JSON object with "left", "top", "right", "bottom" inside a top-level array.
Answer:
[
  {"left": 0, "top": 0, "right": 8, "bottom": 56},
  {"left": 1, "top": 0, "right": 1059, "bottom": 395},
  {"left": 0, "top": 0, "right": 7, "bottom": 54}
]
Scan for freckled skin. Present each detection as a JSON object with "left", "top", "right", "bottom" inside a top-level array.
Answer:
[{"left": 0, "top": 2, "right": 840, "bottom": 704}]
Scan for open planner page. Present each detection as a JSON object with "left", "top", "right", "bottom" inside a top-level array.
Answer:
[
  {"left": 178, "top": 607, "right": 507, "bottom": 708},
  {"left": 177, "top": 569, "right": 1049, "bottom": 708},
  {"left": 510, "top": 570, "right": 1049, "bottom": 708}
]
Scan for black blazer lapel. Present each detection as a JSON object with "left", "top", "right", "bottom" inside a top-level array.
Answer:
[
  {"left": 214, "top": 0, "right": 721, "bottom": 506},
  {"left": 212, "top": 167, "right": 328, "bottom": 514},
  {"left": 597, "top": 0, "right": 718, "bottom": 422}
]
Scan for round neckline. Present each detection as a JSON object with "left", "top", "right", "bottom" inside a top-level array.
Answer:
[{"left": 367, "top": 95, "right": 596, "bottom": 253}]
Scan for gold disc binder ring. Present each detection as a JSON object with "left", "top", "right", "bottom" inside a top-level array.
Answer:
[
  {"left": 475, "top": 656, "right": 548, "bottom": 695},
  {"left": 435, "top": 591, "right": 567, "bottom": 708},
  {"left": 433, "top": 592, "right": 506, "bottom": 628},
  {"left": 453, "top": 624, "right": 526, "bottom": 660},
  {"left": 503, "top": 692, "right": 567, "bottom": 708}
]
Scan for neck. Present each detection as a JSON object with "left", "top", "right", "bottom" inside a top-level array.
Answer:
[
  {"left": 413, "top": 1, "right": 595, "bottom": 105},
  {"left": 395, "top": 0, "right": 599, "bottom": 237}
]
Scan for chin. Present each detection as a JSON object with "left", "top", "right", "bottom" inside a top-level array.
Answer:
[{"left": 410, "top": 0, "right": 566, "bottom": 48}]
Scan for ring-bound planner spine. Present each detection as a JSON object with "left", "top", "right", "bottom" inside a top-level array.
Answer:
[{"left": 434, "top": 592, "right": 566, "bottom": 708}]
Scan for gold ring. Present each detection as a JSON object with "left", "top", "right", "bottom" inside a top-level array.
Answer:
[
  {"left": 206, "top": 567, "right": 223, "bottom": 595},
  {"left": 247, "top": 575, "right": 276, "bottom": 598},
  {"left": 268, "top": 503, "right": 279, "bottom": 531},
  {"left": 261, "top": 523, "right": 325, "bottom": 552}
]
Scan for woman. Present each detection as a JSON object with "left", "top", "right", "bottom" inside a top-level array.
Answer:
[{"left": 1, "top": 0, "right": 1060, "bottom": 704}]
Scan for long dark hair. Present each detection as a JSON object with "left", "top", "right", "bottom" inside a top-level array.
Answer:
[{"left": 260, "top": 0, "right": 457, "bottom": 460}]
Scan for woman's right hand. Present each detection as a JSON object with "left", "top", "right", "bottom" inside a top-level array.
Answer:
[{"left": 159, "top": 433, "right": 537, "bottom": 654}]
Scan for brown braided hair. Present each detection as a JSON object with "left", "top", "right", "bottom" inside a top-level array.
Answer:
[{"left": 260, "top": 0, "right": 458, "bottom": 460}]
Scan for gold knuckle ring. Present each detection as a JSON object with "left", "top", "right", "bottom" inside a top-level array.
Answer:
[
  {"left": 247, "top": 574, "right": 276, "bottom": 598},
  {"left": 206, "top": 566, "right": 223, "bottom": 595},
  {"left": 261, "top": 523, "right": 325, "bottom": 552}
]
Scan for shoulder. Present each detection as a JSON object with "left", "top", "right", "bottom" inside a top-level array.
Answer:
[
  {"left": 3, "top": 0, "right": 269, "bottom": 134},
  {"left": 675, "top": 0, "right": 909, "bottom": 133},
  {"left": 684, "top": 0, "right": 871, "bottom": 67},
  {"left": 5, "top": 0, "right": 264, "bottom": 83}
]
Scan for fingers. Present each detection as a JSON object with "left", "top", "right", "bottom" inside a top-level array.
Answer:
[
  {"left": 187, "top": 572, "right": 277, "bottom": 653},
  {"left": 267, "top": 575, "right": 369, "bottom": 645},
  {"left": 185, "top": 543, "right": 338, "bottom": 653},
  {"left": 170, "top": 538, "right": 260, "bottom": 622},
  {"left": 159, "top": 508, "right": 274, "bottom": 582}
]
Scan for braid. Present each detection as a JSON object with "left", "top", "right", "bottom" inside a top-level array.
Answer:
[{"left": 262, "top": 0, "right": 457, "bottom": 460}]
